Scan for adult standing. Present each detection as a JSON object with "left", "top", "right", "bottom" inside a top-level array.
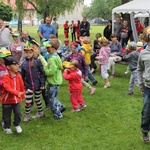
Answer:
[
  {"left": 103, "top": 20, "right": 112, "bottom": 41},
  {"left": 114, "top": 18, "right": 123, "bottom": 40},
  {"left": 80, "top": 17, "right": 90, "bottom": 37},
  {"left": 63, "top": 21, "right": 69, "bottom": 38},
  {"left": 0, "top": 19, "right": 11, "bottom": 47},
  {"left": 38, "top": 16, "right": 56, "bottom": 41},
  {"left": 52, "top": 17, "right": 59, "bottom": 38},
  {"left": 134, "top": 18, "right": 144, "bottom": 35},
  {"left": 70, "top": 20, "right": 76, "bottom": 42},
  {"left": 76, "top": 20, "right": 80, "bottom": 40}
]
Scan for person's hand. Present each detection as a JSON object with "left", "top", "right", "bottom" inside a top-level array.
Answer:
[
  {"left": 40, "top": 86, "right": 44, "bottom": 90},
  {"left": 140, "top": 88, "right": 144, "bottom": 92},
  {"left": 18, "top": 92, "right": 25, "bottom": 98}
]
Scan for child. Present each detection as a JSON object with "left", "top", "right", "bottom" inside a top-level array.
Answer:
[
  {"left": 122, "top": 41, "right": 139, "bottom": 95},
  {"left": 2, "top": 56, "right": 25, "bottom": 134},
  {"left": 30, "top": 40, "right": 50, "bottom": 109},
  {"left": 21, "top": 44, "right": 45, "bottom": 122},
  {"left": 65, "top": 42, "right": 95, "bottom": 95},
  {"left": 63, "top": 60, "right": 86, "bottom": 112},
  {"left": 81, "top": 36, "right": 98, "bottom": 86},
  {"left": 44, "top": 39, "right": 66, "bottom": 120},
  {"left": 137, "top": 26, "right": 150, "bottom": 142},
  {"left": 61, "top": 38, "right": 71, "bottom": 61},
  {"left": 96, "top": 38, "right": 111, "bottom": 88}
]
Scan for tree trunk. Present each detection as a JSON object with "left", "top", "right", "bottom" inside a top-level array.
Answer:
[{"left": 17, "top": 15, "right": 22, "bottom": 33}]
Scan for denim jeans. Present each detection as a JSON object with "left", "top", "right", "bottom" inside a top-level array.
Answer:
[
  {"left": 141, "top": 87, "right": 150, "bottom": 133},
  {"left": 128, "top": 70, "right": 139, "bottom": 93},
  {"left": 87, "top": 65, "right": 96, "bottom": 83},
  {"left": 47, "top": 84, "right": 65, "bottom": 118}
]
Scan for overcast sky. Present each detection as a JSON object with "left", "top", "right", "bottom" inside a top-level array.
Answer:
[{"left": 84, "top": 0, "right": 92, "bottom": 6}]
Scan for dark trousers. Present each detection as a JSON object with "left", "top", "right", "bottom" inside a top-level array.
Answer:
[
  {"left": 2, "top": 103, "right": 21, "bottom": 129},
  {"left": 90, "top": 53, "right": 97, "bottom": 70},
  {"left": 71, "top": 32, "right": 76, "bottom": 42}
]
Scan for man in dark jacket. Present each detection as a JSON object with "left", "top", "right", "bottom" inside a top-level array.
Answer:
[
  {"left": 21, "top": 30, "right": 35, "bottom": 43},
  {"left": 80, "top": 17, "right": 90, "bottom": 37}
]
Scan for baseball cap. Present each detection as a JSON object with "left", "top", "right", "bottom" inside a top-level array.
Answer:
[
  {"left": 136, "top": 42, "right": 143, "bottom": 47},
  {"left": 4, "top": 56, "right": 19, "bottom": 66}
]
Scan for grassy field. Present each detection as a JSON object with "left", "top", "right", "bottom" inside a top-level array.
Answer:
[{"left": 0, "top": 25, "right": 149, "bottom": 150}]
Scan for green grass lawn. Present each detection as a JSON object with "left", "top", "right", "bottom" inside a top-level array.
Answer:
[{"left": 0, "top": 26, "right": 149, "bottom": 150}]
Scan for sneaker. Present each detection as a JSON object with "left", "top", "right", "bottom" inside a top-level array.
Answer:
[
  {"left": 90, "top": 87, "right": 96, "bottom": 95},
  {"left": 104, "top": 82, "right": 110, "bottom": 88},
  {"left": 124, "top": 70, "right": 130, "bottom": 74},
  {"left": 110, "top": 74, "right": 115, "bottom": 78},
  {"left": 24, "top": 114, "right": 30, "bottom": 122},
  {"left": 60, "top": 106, "right": 66, "bottom": 113},
  {"left": 92, "top": 80, "right": 98, "bottom": 86},
  {"left": 4, "top": 128, "right": 13, "bottom": 134},
  {"left": 142, "top": 132, "right": 149, "bottom": 143},
  {"left": 71, "top": 108, "right": 80, "bottom": 112},
  {"left": 15, "top": 126, "right": 22, "bottom": 133},
  {"left": 126, "top": 92, "right": 134, "bottom": 96},
  {"left": 80, "top": 104, "right": 87, "bottom": 110},
  {"left": 32, "top": 111, "right": 45, "bottom": 119},
  {"left": 54, "top": 114, "right": 63, "bottom": 120}
]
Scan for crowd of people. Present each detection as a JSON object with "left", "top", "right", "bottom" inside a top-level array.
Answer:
[{"left": 0, "top": 16, "right": 150, "bottom": 143}]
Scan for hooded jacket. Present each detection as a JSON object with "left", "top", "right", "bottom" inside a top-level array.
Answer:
[
  {"left": 137, "top": 46, "right": 150, "bottom": 89},
  {"left": 96, "top": 46, "right": 110, "bottom": 64},
  {"left": 1, "top": 72, "right": 25, "bottom": 104},
  {"left": 21, "top": 58, "right": 45, "bottom": 90},
  {"left": 63, "top": 69, "right": 82, "bottom": 91}
]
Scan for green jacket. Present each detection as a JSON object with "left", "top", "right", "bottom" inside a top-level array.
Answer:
[{"left": 44, "top": 53, "right": 63, "bottom": 85}]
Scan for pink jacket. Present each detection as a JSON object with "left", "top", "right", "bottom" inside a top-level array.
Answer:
[{"left": 96, "top": 46, "right": 110, "bottom": 64}]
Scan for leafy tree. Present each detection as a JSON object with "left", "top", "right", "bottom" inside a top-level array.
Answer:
[
  {"left": 27, "top": 0, "right": 83, "bottom": 21},
  {"left": 0, "top": 2, "right": 13, "bottom": 21},
  {"left": 82, "top": 0, "right": 121, "bottom": 20}
]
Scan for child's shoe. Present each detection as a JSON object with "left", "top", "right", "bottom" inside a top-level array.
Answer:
[
  {"left": 54, "top": 114, "right": 63, "bottom": 120},
  {"left": 32, "top": 111, "right": 45, "bottom": 119},
  {"left": 124, "top": 70, "right": 130, "bottom": 74},
  {"left": 15, "top": 126, "right": 22, "bottom": 133},
  {"left": 24, "top": 114, "right": 30, "bottom": 122},
  {"left": 90, "top": 87, "right": 96, "bottom": 95},
  {"left": 4, "top": 128, "right": 13, "bottom": 134},
  {"left": 110, "top": 74, "right": 115, "bottom": 78},
  {"left": 104, "top": 82, "right": 110, "bottom": 88},
  {"left": 80, "top": 104, "right": 87, "bottom": 110},
  {"left": 71, "top": 108, "right": 80, "bottom": 112},
  {"left": 142, "top": 132, "right": 149, "bottom": 143}
]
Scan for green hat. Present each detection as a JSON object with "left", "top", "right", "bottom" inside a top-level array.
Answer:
[
  {"left": 12, "top": 33, "right": 20, "bottom": 37},
  {"left": 43, "top": 41, "right": 52, "bottom": 47},
  {"left": 0, "top": 53, "right": 6, "bottom": 58}
]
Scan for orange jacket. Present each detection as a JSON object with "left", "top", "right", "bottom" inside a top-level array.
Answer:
[{"left": 1, "top": 72, "right": 25, "bottom": 104}]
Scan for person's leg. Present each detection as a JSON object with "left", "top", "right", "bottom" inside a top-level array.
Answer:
[
  {"left": 90, "top": 54, "right": 97, "bottom": 73},
  {"left": 34, "top": 90, "right": 43, "bottom": 112},
  {"left": 47, "top": 84, "right": 64, "bottom": 119},
  {"left": 87, "top": 65, "right": 98, "bottom": 85},
  {"left": 42, "top": 88, "right": 50, "bottom": 109},
  {"left": 70, "top": 91, "right": 79, "bottom": 109},
  {"left": 25, "top": 91, "right": 33, "bottom": 115},
  {"left": 74, "top": 32, "right": 76, "bottom": 41},
  {"left": 141, "top": 87, "right": 150, "bottom": 141},
  {"left": 13, "top": 103, "right": 21, "bottom": 127},
  {"left": 133, "top": 70, "right": 139, "bottom": 88},
  {"left": 128, "top": 72, "right": 134, "bottom": 94},
  {"left": 2, "top": 104, "right": 12, "bottom": 129}
]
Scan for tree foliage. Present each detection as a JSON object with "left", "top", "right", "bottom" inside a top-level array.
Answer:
[
  {"left": 27, "top": 0, "right": 83, "bottom": 20},
  {"left": 0, "top": 2, "right": 13, "bottom": 21},
  {"left": 82, "top": 0, "right": 121, "bottom": 20}
]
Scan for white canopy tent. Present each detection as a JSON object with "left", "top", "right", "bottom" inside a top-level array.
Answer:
[{"left": 112, "top": 0, "right": 150, "bottom": 42}]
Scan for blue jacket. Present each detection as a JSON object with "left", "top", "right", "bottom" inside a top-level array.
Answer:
[{"left": 21, "top": 58, "right": 45, "bottom": 90}]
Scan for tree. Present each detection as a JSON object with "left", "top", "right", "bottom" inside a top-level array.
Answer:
[
  {"left": 82, "top": 0, "right": 121, "bottom": 20},
  {"left": 27, "top": 0, "right": 83, "bottom": 22},
  {"left": 0, "top": 2, "right": 13, "bottom": 21}
]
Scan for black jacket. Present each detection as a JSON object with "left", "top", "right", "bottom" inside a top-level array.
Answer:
[{"left": 80, "top": 21, "right": 90, "bottom": 36}]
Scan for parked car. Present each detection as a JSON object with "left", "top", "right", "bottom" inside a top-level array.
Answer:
[
  {"left": 9, "top": 20, "right": 24, "bottom": 26},
  {"left": 94, "top": 18, "right": 108, "bottom": 24}
]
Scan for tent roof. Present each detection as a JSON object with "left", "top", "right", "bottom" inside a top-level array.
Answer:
[{"left": 112, "top": 0, "right": 150, "bottom": 14}]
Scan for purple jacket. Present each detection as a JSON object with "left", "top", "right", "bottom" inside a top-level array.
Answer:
[{"left": 65, "top": 53, "right": 88, "bottom": 77}]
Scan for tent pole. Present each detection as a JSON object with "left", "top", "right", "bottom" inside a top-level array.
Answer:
[
  {"left": 130, "top": 12, "right": 138, "bottom": 42},
  {"left": 149, "top": 13, "right": 150, "bottom": 26},
  {"left": 112, "top": 12, "right": 114, "bottom": 34}
]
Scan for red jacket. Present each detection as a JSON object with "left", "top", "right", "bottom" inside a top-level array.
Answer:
[
  {"left": 1, "top": 72, "right": 25, "bottom": 104},
  {"left": 64, "top": 23, "right": 69, "bottom": 33},
  {"left": 63, "top": 69, "right": 82, "bottom": 91}
]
